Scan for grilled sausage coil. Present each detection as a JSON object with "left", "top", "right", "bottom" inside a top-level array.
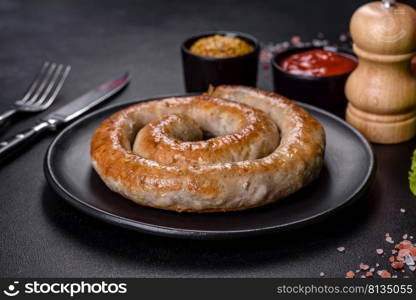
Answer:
[{"left": 91, "top": 86, "right": 325, "bottom": 212}]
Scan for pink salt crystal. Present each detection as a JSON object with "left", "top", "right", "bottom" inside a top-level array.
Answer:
[
  {"left": 291, "top": 36, "right": 301, "bottom": 45},
  {"left": 391, "top": 261, "right": 405, "bottom": 269},
  {"left": 378, "top": 270, "right": 392, "bottom": 278},
  {"left": 262, "top": 63, "right": 269, "bottom": 70},
  {"left": 398, "top": 249, "right": 410, "bottom": 259},
  {"left": 339, "top": 34, "right": 347, "bottom": 42},
  {"left": 396, "top": 240, "right": 412, "bottom": 249}
]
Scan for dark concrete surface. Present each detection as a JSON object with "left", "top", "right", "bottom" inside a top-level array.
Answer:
[{"left": 1, "top": 0, "right": 415, "bottom": 277}]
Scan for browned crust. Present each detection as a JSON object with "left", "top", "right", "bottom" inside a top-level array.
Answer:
[{"left": 90, "top": 86, "right": 325, "bottom": 213}]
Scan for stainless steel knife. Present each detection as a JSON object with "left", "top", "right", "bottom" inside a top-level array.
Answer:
[{"left": 0, "top": 72, "right": 130, "bottom": 160}]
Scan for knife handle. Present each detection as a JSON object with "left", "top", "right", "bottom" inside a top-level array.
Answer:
[{"left": 0, "top": 122, "right": 50, "bottom": 161}]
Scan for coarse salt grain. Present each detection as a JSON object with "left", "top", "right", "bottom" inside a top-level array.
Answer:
[
  {"left": 378, "top": 270, "right": 392, "bottom": 278},
  {"left": 386, "top": 237, "right": 394, "bottom": 244},
  {"left": 360, "top": 263, "right": 370, "bottom": 271},
  {"left": 376, "top": 249, "right": 384, "bottom": 255},
  {"left": 337, "top": 247, "right": 345, "bottom": 253},
  {"left": 400, "top": 208, "right": 406, "bottom": 213},
  {"left": 320, "top": 272, "right": 325, "bottom": 277},
  {"left": 345, "top": 271, "right": 355, "bottom": 278},
  {"left": 398, "top": 249, "right": 410, "bottom": 259},
  {"left": 391, "top": 261, "right": 405, "bottom": 269},
  {"left": 396, "top": 240, "right": 412, "bottom": 249},
  {"left": 291, "top": 36, "right": 301, "bottom": 45}
]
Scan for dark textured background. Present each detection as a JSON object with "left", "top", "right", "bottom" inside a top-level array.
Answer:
[{"left": 1, "top": 0, "right": 416, "bottom": 277}]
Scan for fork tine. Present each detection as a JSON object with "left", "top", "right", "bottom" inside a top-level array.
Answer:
[
  {"left": 37, "top": 65, "right": 71, "bottom": 109},
  {"left": 25, "top": 63, "right": 57, "bottom": 105},
  {"left": 20, "top": 62, "right": 50, "bottom": 103},
  {"left": 31, "top": 64, "right": 64, "bottom": 106}
]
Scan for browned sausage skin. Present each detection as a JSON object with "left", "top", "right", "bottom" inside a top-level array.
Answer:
[{"left": 90, "top": 86, "right": 325, "bottom": 212}]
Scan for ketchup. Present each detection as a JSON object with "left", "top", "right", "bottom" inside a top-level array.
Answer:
[{"left": 279, "top": 49, "right": 357, "bottom": 77}]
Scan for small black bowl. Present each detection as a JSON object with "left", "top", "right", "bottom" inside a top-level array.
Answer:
[
  {"left": 272, "top": 46, "right": 357, "bottom": 117},
  {"left": 181, "top": 31, "right": 260, "bottom": 93}
]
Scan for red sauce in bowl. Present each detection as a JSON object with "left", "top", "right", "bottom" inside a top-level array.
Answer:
[{"left": 278, "top": 49, "right": 357, "bottom": 77}]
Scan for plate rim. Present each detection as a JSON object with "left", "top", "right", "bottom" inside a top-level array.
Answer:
[{"left": 44, "top": 94, "right": 376, "bottom": 240}]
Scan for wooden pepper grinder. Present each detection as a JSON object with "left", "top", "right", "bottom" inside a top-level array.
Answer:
[{"left": 345, "top": 0, "right": 416, "bottom": 144}]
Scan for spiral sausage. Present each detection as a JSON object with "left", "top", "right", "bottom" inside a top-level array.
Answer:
[{"left": 91, "top": 86, "right": 325, "bottom": 212}]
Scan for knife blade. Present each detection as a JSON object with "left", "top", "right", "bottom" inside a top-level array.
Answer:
[
  {"left": 0, "top": 72, "right": 130, "bottom": 161},
  {"left": 45, "top": 72, "right": 130, "bottom": 124}
]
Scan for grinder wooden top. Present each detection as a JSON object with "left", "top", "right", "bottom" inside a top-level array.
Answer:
[{"left": 350, "top": 1, "right": 416, "bottom": 55}]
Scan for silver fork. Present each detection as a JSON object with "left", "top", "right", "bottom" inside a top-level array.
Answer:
[{"left": 0, "top": 62, "right": 71, "bottom": 127}]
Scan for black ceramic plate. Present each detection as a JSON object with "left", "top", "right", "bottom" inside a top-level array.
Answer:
[{"left": 44, "top": 96, "right": 375, "bottom": 239}]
